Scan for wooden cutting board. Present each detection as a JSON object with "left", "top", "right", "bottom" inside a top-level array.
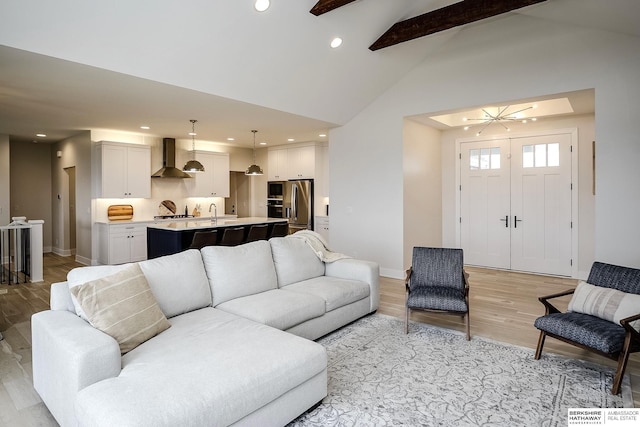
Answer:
[{"left": 108, "top": 204, "right": 134, "bottom": 221}]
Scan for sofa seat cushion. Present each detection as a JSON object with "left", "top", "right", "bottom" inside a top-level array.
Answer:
[
  {"left": 270, "top": 237, "right": 325, "bottom": 287},
  {"left": 216, "top": 289, "right": 326, "bottom": 330},
  {"left": 75, "top": 308, "right": 327, "bottom": 427},
  {"left": 283, "top": 276, "right": 370, "bottom": 312},
  {"left": 534, "top": 312, "right": 635, "bottom": 354},
  {"left": 407, "top": 286, "right": 468, "bottom": 312},
  {"left": 201, "top": 241, "right": 278, "bottom": 306}
]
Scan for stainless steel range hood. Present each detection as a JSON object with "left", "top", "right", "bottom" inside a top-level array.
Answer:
[{"left": 151, "top": 138, "right": 193, "bottom": 178}]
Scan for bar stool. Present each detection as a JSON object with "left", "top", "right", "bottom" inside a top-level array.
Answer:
[
  {"left": 220, "top": 227, "right": 245, "bottom": 246},
  {"left": 245, "top": 224, "right": 268, "bottom": 243},
  {"left": 269, "top": 222, "right": 289, "bottom": 238},
  {"left": 189, "top": 230, "right": 218, "bottom": 249}
]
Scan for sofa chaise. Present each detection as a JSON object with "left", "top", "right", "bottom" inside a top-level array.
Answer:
[{"left": 31, "top": 236, "right": 379, "bottom": 427}]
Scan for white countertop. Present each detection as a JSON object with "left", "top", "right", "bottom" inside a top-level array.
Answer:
[
  {"left": 146, "top": 217, "right": 287, "bottom": 231},
  {"left": 96, "top": 215, "right": 238, "bottom": 225}
]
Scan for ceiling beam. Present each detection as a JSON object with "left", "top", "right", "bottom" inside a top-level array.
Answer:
[
  {"left": 369, "top": 0, "right": 548, "bottom": 51},
  {"left": 310, "top": 0, "right": 358, "bottom": 16}
]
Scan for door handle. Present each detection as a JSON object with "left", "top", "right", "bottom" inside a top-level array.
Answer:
[
  {"left": 514, "top": 216, "right": 523, "bottom": 228},
  {"left": 499, "top": 215, "right": 509, "bottom": 228}
]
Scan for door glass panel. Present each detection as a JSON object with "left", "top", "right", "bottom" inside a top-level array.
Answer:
[
  {"left": 469, "top": 149, "right": 480, "bottom": 170},
  {"left": 534, "top": 144, "right": 547, "bottom": 167},
  {"left": 490, "top": 147, "right": 501, "bottom": 169},
  {"left": 480, "top": 148, "right": 490, "bottom": 169},
  {"left": 470, "top": 147, "right": 501, "bottom": 170},
  {"left": 523, "top": 145, "right": 534, "bottom": 168},
  {"left": 547, "top": 143, "right": 560, "bottom": 167},
  {"left": 523, "top": 143, "right": 560, "bottom": 168}
]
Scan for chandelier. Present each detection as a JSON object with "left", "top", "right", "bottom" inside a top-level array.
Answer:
[{"left": 464, "top": 105, "right": 536, "bottom": 136}]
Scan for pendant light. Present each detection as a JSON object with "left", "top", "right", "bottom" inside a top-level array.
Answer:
[
  {"left": 183, "top": 119, "right": 205, "bottom": 173},
  {"left": 245, "top": 129, "right": 264, "bottom": 176}
]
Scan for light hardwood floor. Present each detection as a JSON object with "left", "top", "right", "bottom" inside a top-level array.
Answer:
[{"left": 0, "top": 255, "right": 637, "bottom": 427}]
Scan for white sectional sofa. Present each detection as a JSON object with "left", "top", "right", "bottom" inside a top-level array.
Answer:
[{"left": 31, "top": 236, "right": 379, "bottom": 427}]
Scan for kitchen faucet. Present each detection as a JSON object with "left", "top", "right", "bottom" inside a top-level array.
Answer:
[{"left": 209, "top": 203, "right": 217, "bottom": 224}]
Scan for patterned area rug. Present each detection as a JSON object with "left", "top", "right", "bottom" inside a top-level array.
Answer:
[{"left": 289, "top": 314, "right": 632, "bottom": 426}]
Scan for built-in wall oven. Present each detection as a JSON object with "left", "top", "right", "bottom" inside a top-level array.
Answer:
[{"left": 267, "top": 181, "right": 285, "bottom": 218}]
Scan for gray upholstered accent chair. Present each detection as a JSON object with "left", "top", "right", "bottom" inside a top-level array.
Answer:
[
  {"left": 534, "top": 262, "right": 640, "bottom": 394},
  {"left": 405, "top": 247, "right": 470, "bottom": 340}
]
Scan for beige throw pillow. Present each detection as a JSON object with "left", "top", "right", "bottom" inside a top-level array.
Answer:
[
  {"left": 568, "top": 281, "right": 640, "bottom": 331},
  {"left": 70, "top": 263, "right": 171, "bottom": 354}
]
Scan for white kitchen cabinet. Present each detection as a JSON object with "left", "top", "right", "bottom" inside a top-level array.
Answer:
[
  {"left": 267, "top": 148, "right": 288, "bottom": 180},
  {"left": 187, "top": 151, "right": 230, "bottom": 197},
  {"left": 287, "top": 145, "right": 315, "bottom": 179},
  {"left": 98, "top": 222, "right": 148, "bottom": 265},
  {"left": 268, "top": 145, "right": 319, "bottom": 180},
  {"left": 96, "top": 141, "right": 151, "bottom": 198},
  {"left": 314, "top": 216, "right": 330, "bottom": 245}
]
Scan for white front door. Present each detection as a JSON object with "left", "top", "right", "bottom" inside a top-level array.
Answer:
[
  {"left": 510, "top": 134, "right": 573, "bottom": 276},
  {"left": 460, "top": 139, "right": 511, "bottom": 269},
  {"left": 459, "top": 131, "right": 574, "bottom": 276}
]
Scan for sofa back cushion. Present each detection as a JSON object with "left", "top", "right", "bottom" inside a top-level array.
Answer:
[
  {"left": 67, "top": 250, "right": 212, "bottom": 320},
  {"left": 269, "top": 237, "right": 325, "bottom": 287},
  {"left": 201, "top": 240, "right": 278, "bottom": 306},
  {"left": 138, "top": 249, "right": 213, "bottom": 317}
]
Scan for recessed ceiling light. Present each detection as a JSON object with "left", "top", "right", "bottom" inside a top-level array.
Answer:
[
  {"left": 319, "top": 133, "right": 327, "bottom": 138},
  {"left": 287, "top": 138, "right": 295, "bottom": 142},
  {"left": 330, "top": 37, "right": 343, "bottom": 48},
  {"left": 254, "top": 0, "right": 270, "bottom": 12},
  {"left": 259, "top": 142, "right": 267, "bottom": 146},
  {"left": 188, "top": 132, "right": 197, "bottom": 136},
  {"left": 227, "top": 137, "right": 235, "bottom": 141},
  {"left": 140, "top": 126, "right": 150, "bottom": 130},
  {"left": 36, "top": 133, "right": 46, "bottom": 137}
]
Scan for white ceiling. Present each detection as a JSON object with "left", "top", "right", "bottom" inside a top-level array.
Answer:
[{"left": 0, "top": 0, "right": 638, "bottom": 147}]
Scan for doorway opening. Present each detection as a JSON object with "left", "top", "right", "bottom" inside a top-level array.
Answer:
[
  {"left": 226, "top": 172, "right": 251, "bottom": 217},
  {"left": 457, "top": 129, "right": 578, "bottom": 277},
  {"left": 64, "top": 167, "right": 76, "bottom": 255}
]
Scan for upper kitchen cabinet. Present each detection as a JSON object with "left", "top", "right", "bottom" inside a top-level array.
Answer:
[
  {"left": 268, "top": 144, "right": 319, "bottom": 180},
  {"left": 95, "top": 141, "right": 151, "bottom": 198},
  {"left": 288, "top": 145, "right": 316, "bottom": 179},
  {"left": 267, "top": 148, "right": 288, "bottom": 180},
  {"left": 186, "top": 151, "right": 230, "bottom": 197}
]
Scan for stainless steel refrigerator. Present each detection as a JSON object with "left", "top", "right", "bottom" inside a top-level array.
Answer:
[{"left": 267, "top": 179, "right": 313, "bottom": 233}]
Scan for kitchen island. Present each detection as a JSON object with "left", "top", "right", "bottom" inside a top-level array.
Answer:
[{"left": 146, "top": 217, "right": 288, "bottom": 259}]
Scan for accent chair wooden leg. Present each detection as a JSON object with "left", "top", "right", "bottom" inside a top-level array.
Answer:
[
  {"left": 612, "top": 335, "right": 633, "bottom": 395},
  {"left": 534, "top": 331, "right": 546, "bottom": 360},
  {"left": 465, "top": 312, "right": 470, "bottom": 341},
  {"left": 405, "top": 307, "right": 410, "bottom": 334}
]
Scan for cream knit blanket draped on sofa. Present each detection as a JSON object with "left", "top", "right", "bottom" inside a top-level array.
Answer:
[{"left": 287, "top": 230, "right": 350, "bottom": 263}]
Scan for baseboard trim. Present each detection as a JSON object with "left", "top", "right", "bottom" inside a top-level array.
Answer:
[
  {"left": 51, "top": 247, "right": 72, "bottom": 257},
  {"left": 75, "top": 255, "right": 91, "bottom": 266},
  {"left": 380, "top": 268, "right": 404, "bottom": 280}
]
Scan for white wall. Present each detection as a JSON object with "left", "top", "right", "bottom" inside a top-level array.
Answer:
[
  {"left": 0, "top": 135, "right": 9, "bottom": 226},
  {"left": 52, "top": 131, "right": 92, "bottom": 264},
  {"left": 403, "top": 119, "right": 442, "bottom": 270},
  {"left": 331, "top": 16, "right": 640, "bottom": 275},
  {"left": 10, "top": 141, "right": 53, "bottom": 251}
]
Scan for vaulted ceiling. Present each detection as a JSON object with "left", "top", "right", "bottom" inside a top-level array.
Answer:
[{"left": 0, "top": 1, "right": 638, "bottom": 146}]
